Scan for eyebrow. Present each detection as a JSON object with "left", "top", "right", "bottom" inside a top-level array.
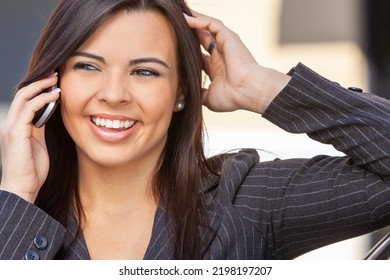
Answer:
[
  {"left": 72, "top": 51, "right": 105, "bottom": 63},
  {"left": 71, "top": 51, "right": 170, "bottom": 69},
  {"left": 129, "top": 57, "right": 170, "bottom": 69}
]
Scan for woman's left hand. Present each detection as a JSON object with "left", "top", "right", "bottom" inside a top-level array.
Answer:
[{"left": 184, "top": 11, "right": 290, "bottom": 114}]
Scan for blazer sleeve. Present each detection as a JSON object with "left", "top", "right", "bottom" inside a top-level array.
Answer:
[
  {"left": 0, "top": 190, "right": 66, "bottom": 260},
  {"left": 264, "top": 62, "right": 390, "bottom": 176},
  {"left": 234, "top": 63, "right": 390, "bottom": 259}
]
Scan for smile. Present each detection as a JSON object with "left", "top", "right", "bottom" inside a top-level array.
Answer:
[{"left": 91, "top": 117, "right": 136, "bottom": 130}]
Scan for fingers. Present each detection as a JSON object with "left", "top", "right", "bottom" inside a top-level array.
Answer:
[
  {"left": 207, "top": 40, "right": 217, "bottom": 54},
  {"left": 200, "top": 87, "right": 209, "bottom": 106},
  {"left": 184, "top": 10, "right": 225, "bottom": 37},
  {"left": 184, "top": 12, "right": 227, "bottom": 53},
  {"left": 13, "top": 73, "right": 59, "bottom": 104},
  {"left": 194, "top": 29, "right": 215, "bottom": 53},
  {"left": 5, "top": 75, "right": 60, "bottom": 129},
  {"left": 201, "top": 53, "right": 212, "bottom": 76}
]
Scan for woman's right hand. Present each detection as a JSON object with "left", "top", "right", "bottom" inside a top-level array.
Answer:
[{"left": 0, "top": 74, "right": 60, "bottom": 203}]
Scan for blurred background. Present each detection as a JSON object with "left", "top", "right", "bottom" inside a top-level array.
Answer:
[{"left": 0, "top": 0, "right": 389, "bottom": 259}]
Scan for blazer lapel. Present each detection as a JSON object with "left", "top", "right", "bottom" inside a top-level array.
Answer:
[
  {"left": 143, "top": 173, "right": 222, "bottom": 259},
  {"left": 143, "top": 206, "right": 174, "bottom": 259},
  {"left": 61, "top": 210, "right": 91, "bottom": 260}
]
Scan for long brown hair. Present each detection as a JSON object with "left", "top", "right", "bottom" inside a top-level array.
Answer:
[{"left": 17, "top": 0, "right": 215, "bottom": 259}]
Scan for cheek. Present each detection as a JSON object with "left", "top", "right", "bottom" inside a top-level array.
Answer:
[
  {"left": 60, "top": 86, "right": 81, "bottom": 117},
  {"left": 59, "top": 77, "right": 90, "bottom": 127},
  {"left": 139, "top": 85, "right": 177, "bottom": 123},
  {"left": 59, "top": 73, "right": 96, "bottom": 112}
]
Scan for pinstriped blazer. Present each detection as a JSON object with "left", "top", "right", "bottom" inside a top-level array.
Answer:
[{"left": 1, "top": 63, "right": 390, "bottom": 260}]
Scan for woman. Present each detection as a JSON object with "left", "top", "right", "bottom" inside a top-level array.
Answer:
[{"left": 1, "top": 0, "right": 390, "bottom": 260}]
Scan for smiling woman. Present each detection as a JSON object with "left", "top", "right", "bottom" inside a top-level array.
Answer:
[
  {"left": 58, "top": 11, "right": 183, "bottom": 259},
  {"left": 1, "top": 0, "right": 390, "bottom": 261},
  {"left": 0, "top": 0, "right": 207, "bottom": 260}
]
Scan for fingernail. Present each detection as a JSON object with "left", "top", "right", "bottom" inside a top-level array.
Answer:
[
  {"left": 51, "top": 87, "right": 61, "bottom": 94},
  {"left": 49, "top": 72, "right": 58, "bottom": 77}
]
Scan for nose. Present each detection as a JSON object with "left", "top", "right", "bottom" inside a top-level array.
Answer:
[{"left": 96, "top": 72, "right": 131, "bottom": 106}]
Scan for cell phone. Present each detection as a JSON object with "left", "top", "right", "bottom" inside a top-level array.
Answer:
[{"left": 32, "top": 85, "right": 60, "bottom": 128}]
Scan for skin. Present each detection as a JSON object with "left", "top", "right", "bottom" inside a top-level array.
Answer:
[{"left": 0, "top": 9, "right": 291, "bottom": 259}]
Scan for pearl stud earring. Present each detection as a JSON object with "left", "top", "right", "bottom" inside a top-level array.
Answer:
[{"left": 176, "top": 101, "right": 185, "bottom": 111}]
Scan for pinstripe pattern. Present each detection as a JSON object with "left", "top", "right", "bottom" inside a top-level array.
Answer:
[
  {"left": 1, "top": 63, "right": 390, "bottom": 259},
  {"left": 0, "top": 191, "right": 66, "bottom": 259}
]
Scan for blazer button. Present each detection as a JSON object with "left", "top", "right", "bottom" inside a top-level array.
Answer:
[
  {"left": 24, "top": 250, "right": 40, "bottom": 260},
  {"left": 348, "top": 87, "right": 363, "bottom": 92},
  {"left": 33, "top": 234, "right": 48, "bottom": 250}
]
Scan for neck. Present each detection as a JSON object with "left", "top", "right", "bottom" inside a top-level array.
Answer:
[{"left": 77, "top": 156, "right": 158, "bottom": 216}]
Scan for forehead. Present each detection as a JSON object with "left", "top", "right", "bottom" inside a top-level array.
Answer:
[{"left": 76, "top": 10, "right": 178, "bottom": 62}]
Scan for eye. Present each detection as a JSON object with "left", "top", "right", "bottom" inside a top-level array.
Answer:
[
  {"left": 73, "top": 62, "right": 99, "bottom": 72},
  {"left": 132, "top": 68, "right": 160, "bottom": 77}
]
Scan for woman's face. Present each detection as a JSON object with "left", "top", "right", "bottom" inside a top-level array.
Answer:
[{"left": 59, "top": 10, "right": 181, "bottom": 169}]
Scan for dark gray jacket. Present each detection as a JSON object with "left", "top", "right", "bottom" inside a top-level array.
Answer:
[{"left": 1, "top": 63, "right": 390, "bottom": 259}]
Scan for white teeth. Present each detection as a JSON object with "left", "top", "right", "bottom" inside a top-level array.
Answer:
[
  {"left": 91, "top": 117, "right": 135, "bottom": 129},
  {"left": 106, "top": 119, "right": 113, "bottom": 128},
  {"left": 113, "top": 120, "right": 120, "bottom": 129}
]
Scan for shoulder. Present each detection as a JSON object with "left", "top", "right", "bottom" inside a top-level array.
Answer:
[{"left": 202, "top": 149, "right": 260, "bottom": 194}]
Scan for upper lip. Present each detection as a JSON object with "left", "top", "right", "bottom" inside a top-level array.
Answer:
[{"left": 89, "top": 113, "right": 137, "bottom": 122}]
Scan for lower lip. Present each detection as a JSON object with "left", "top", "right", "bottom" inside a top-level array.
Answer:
[{"left": 88, "top": 118, "right": 141, "bottom": 143}]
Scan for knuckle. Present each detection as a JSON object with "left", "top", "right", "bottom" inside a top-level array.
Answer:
[
  {"left": 214, "top": 18, "right": 223, "bottom": 26},
  {"left": 14, "top": 87, "right": 28, "bottom": 99}
]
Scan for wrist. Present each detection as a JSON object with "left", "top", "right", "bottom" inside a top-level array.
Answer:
[
  {"left": 236, "top": 66, "right": 291, "bottom": 114},
  {"left": 257, "top": 67, "right": 291, "bottom": 114},
  {"left": 0, "top": 183, "right": 37, "bottom": 203}
]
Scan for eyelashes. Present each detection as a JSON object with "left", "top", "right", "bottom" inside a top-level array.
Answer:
[
  {"left": 73, "top": 62, "right": 160, "bottom": 77},
  {"left": 132, "top": 69, "right": 160, "bottom": 77},
  {"left": 73, "top": 62, "right": 98, "bottom": 71}
]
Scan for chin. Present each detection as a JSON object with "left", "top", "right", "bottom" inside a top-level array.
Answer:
[{"left": 91, "top": 153, "right": 136, "bottom": 168}]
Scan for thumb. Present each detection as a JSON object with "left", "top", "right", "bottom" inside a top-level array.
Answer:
[{"left": 201, "top": 87, "right": 209, "bottom": 107}]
